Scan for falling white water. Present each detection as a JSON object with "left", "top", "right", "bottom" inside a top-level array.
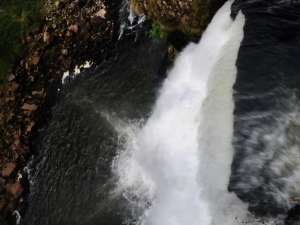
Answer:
[
  {"left": 112, "top": 1, "right": 249, "bottom": 224},
  {"left": 196, "top": 7, "right": 249, "bottom": 225},
  {"left": 118, "top": 0, "right": 146, "bottom": 40},
  {"left": 12, "top": 210, "right": 21, "bottom": 225}
]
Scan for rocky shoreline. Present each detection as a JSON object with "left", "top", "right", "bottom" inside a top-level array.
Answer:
[
  {"left": 0, "top": 0, "right": 120, "bottom": 223},
  {"left": 0, "top": 0, "right": 225, "bottom": 223}
]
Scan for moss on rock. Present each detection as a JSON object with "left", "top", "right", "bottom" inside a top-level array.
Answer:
[{"left": 131, "top": 0, "right": 227, "bottom": 43}]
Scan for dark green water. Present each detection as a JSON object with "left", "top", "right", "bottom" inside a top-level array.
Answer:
[{"left": 22, "top": 33, "right": 167, "bottom": 225}]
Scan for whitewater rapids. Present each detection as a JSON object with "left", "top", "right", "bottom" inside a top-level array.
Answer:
[{"left": 112, "top": 1, "right": 248, "bottom": 224}]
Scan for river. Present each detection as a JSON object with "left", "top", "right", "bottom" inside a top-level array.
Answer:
[{"left": 22, "top": 0, "right": 300, "bottom": 224}]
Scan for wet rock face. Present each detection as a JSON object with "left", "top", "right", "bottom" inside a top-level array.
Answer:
[
  {"left": 0, "top": 0, "right": 120, "bottom": 223},
  {"left": 132, "top": 0, "right": 227, "bottom": 41},
  {"left": 167, "top": 30, "right": 189, "bottom": 52}
]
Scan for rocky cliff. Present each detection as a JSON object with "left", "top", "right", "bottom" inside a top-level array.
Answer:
[
  {"left": 0, "top": 0, "right": 227, "bottom": 223},
  {"left": 132, "top": 0, "right": 226, "bottom": 58},
  {"left": 0, "top": 0, "right": 120, "bottom": 223}
]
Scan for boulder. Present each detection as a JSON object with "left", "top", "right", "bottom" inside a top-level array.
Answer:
[
  {"left": 32, "top": 88, "right": 44, "bottom": 96},
  {"left": 55, "top": 1, "right": 60, "bottom": 7},
  {"left": 10, "top": 144, "right": 17, "bottom": 151},
  {"left": 91, "top": 9, "right": 107, "bottom": 23},
  {"left": 21, "top": 103, "right": 38, "bottom": 111},
  {"left": 31, "top": 56, "right": 40, "bottom": 66},
  {"left": 61, "top": 49, "right": 68, "bottom": 55},
  {"left": 10, "top": 82, "right": 19, "bottom": 92},
  {"left": 9, "top": 181, "right": 23, "bottom": 199},
  {"left": 95, "top": 9, "right": 106, "bottom": 19},
  {"left": 14, "top": 139, "right": 20, "bottom": 147},
  {"left": 26, "top": 122, "right": 35, "bottom": 133},
  {"left": 1, "top": 162, "right": 17, "bottom": 177},
  {"left": 7, "top": 74, "right": 15, "bottom": 82},
  {"left": 68, "top": 25, "right": 78, "bottom": 33}
]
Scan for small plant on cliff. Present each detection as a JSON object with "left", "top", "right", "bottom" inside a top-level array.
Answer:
[{"left": 147, "top": 21, "right": 165, "bottom": 43}]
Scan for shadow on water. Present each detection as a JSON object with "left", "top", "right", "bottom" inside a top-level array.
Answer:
[{"left": 22, "top": 29, "right": 167, "bottom": 225}]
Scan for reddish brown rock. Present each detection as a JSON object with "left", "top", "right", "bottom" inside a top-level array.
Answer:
[
  {"left": 0, "top": 0, "right": 117, "bottom": 222},
  {"left": 18, "top": 146, "right": 30, "bottom": 156},
  {"left": 31, "top": 56, "right": 40, "bottom": 66},
  {"left": 14, "top": 139, "right": 20, "bottom": 147},
  {"left": 32, "top": 88, "right": 44, "bottom": 96},
  {"left": 9, "top": 181, "right": 23, "bottom": 199},
  {"left": 1, "top": 162, "right": 17, "bottom": 177},
  {"left": 10, "top": 144, "right": 17, "bottom": 151},
  {"left": 10, "top": 82, "right": 19, "bottom": 92},
  {"left": 21, "top": 103, "right": 38, "bottom": 111},
  {"left": 95, "top": 9, "right": 106, "bottom": 19},
  {"left": 26, "top": 122, "right": 35, "bottom": 133},
  {"left": 13, "top": 134, "right": 19, "bottom": 140}
]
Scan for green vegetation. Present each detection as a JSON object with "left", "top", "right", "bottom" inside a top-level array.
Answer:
[
  {"left": 0, "top": 0, "right": 43, "bottom": 88},
  {"left": 147, "top": 21, "right": 165, "bottom": 43}
]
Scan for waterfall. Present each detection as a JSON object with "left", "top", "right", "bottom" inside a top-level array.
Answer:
[
  {"left": 20, "top": 0, "right": 300, "bottom": 223},
  {"left": 118, "top": 0, "right": 146, "bottom": 40},
  {"left": 112, "top": 1, "right": 248, "bottom": 224}
]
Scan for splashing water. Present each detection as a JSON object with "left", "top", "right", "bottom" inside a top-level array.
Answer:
[
  {"left": 118, "top": 0, "right": 146, "bottom": 40},
  {"left": 112, "top": 1, "right": 249, "bottom": 224}
]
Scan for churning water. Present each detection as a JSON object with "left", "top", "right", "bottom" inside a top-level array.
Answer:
[
  {"left": 22, "top": 0, "right": 300, "bottom": 224},
  {"left": 112, "top": 1, "right": 248, "bottom": 225}
]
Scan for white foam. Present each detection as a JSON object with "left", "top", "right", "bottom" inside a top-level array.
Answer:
[
  {"left": 112, "top": 1, "right": 248, "bottom": 224},
  {"left": 62, "top": 61, "right": 92, "bottom": 84},
  {"left": 12, "top": 210, "right": 21, "bottom": 225}
]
